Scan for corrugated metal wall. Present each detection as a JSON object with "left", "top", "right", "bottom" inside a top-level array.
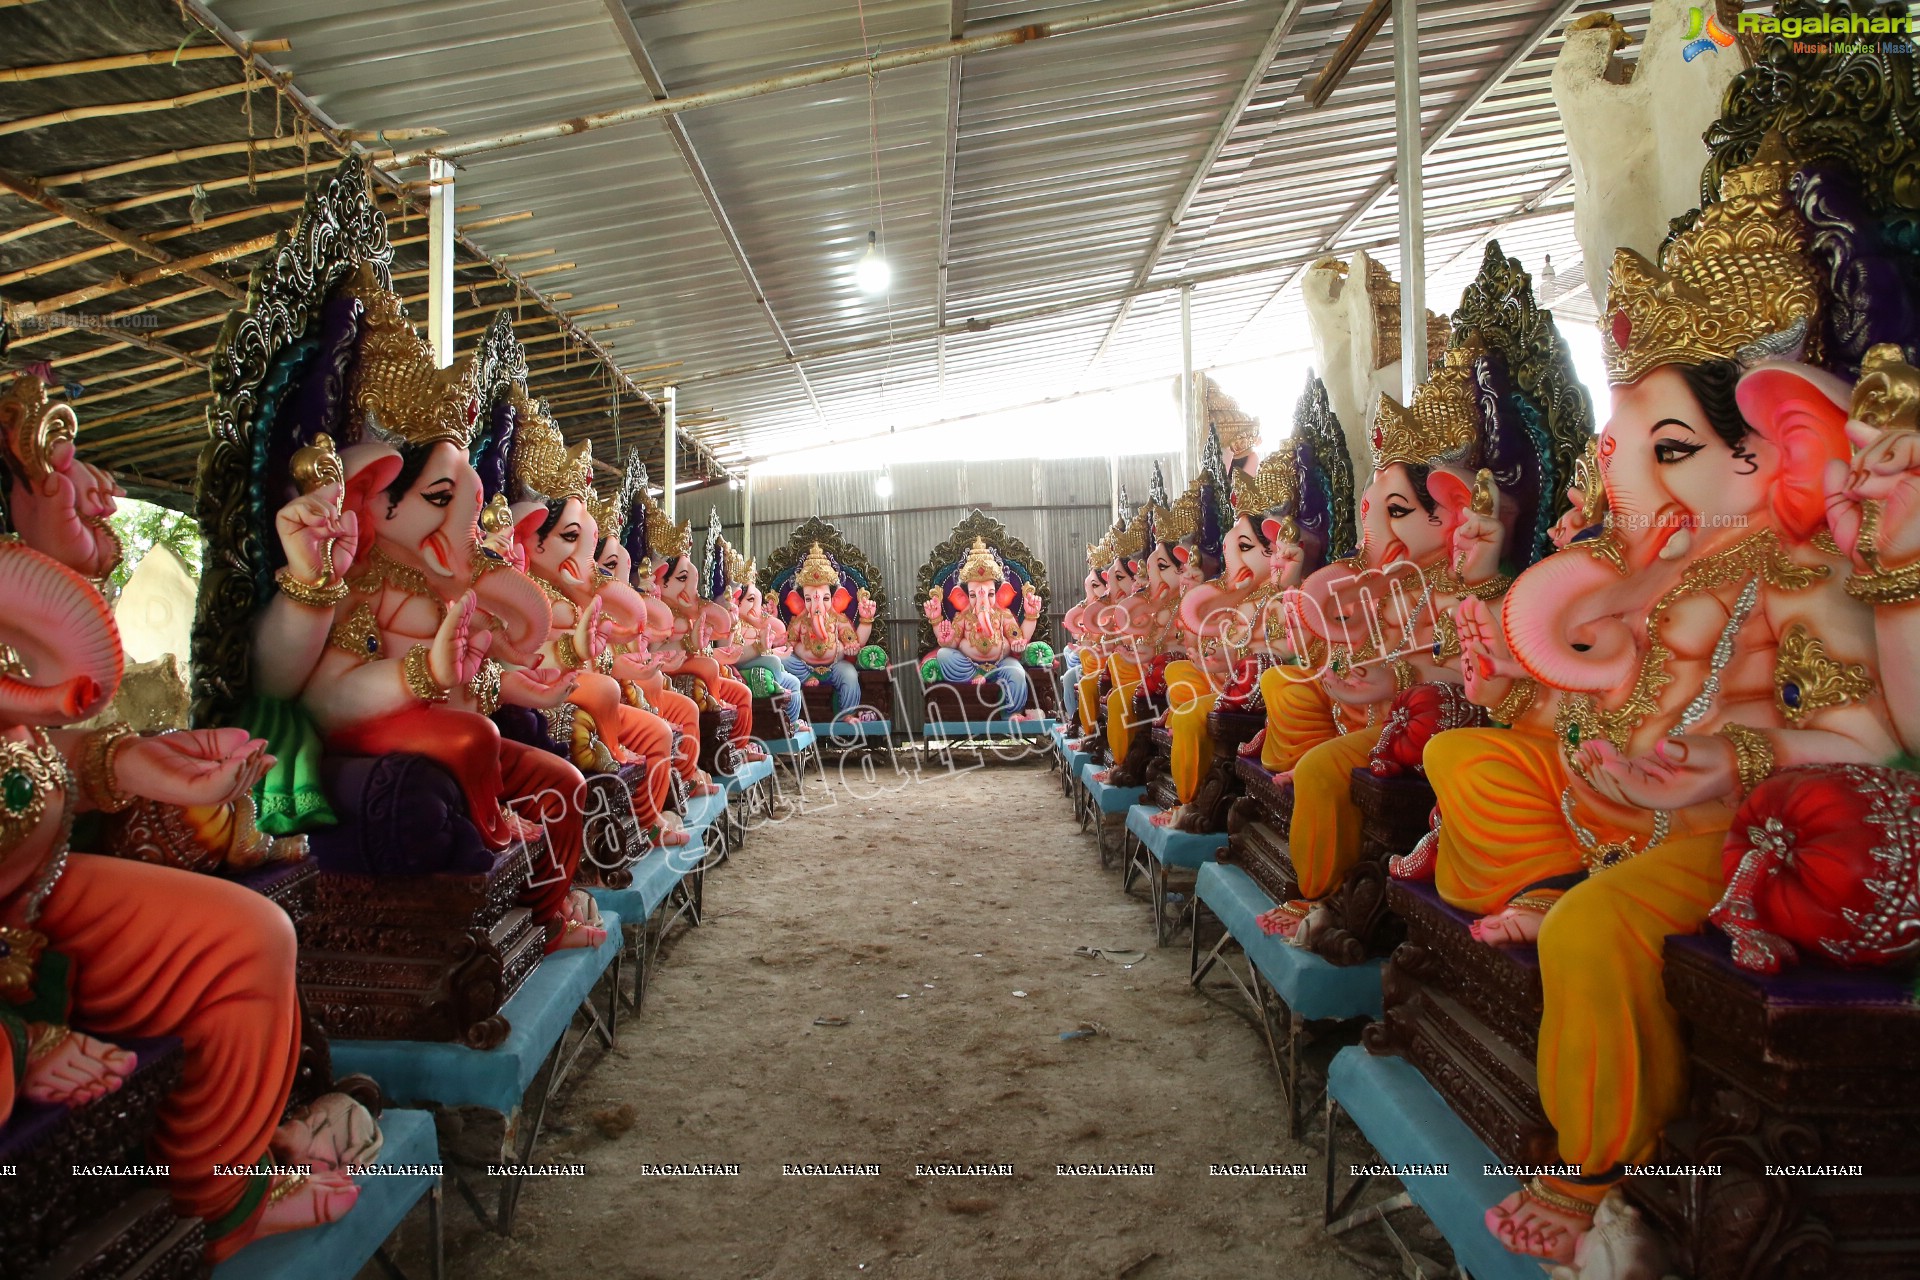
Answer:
[{"left": 677, "top": 454, "right": 1175, "bottom": 727}]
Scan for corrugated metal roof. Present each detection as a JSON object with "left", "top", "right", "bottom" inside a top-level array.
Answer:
[{"left": 184, "top": 0, "right": 1642, "bottom": 463}]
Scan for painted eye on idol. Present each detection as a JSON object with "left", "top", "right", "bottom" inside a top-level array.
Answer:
[
  {"left": 1385, "top": 502, "right": 1414, "bottom": 520},
  {"left": 1653, "top": 438, "right": 1705, "bottom": 466}
]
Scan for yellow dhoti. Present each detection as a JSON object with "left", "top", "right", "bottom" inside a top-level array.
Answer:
[
  {"left": 1422, "top": 725, "right": 1730, "bottom": 1174},
  {"left": 1163, "top": 659, "right": 1218, "bottom": 804},
  {"left": 1103, "top": 654, "right": 1144, "bottom": 765},
  {"left": 1257, "top": 666, "right": 1337, "bottom": 773},
  {"left": 1285, "top": 725, "right": 1383, "bottom": 899},
  {"left": 1427, "top": 728, "right": 1588, "bottom": 914},
  {"left": 1537, "top": 831, "right": 1726, "bottom": 1173},
  {"left": 1077, "top": 669, "right": 1100, "bottom": 735}
]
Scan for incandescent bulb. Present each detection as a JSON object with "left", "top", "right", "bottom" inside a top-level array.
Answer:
[
  {"left": 874, "top": 473, "right": 894, "bottom": 499},
  {"left": 854, "top": 230, "right": 890, "bottom": 294}
]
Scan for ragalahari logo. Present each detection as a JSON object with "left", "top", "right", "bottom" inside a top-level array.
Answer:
[{"left": 1683, "top": 6, "right": 1737, "bottom": 60}]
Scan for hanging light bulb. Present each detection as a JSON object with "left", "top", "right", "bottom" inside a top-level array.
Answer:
[
  {"left": 874, "top": 467, "right": 894, "bottom": 499},
  {"left": 853, "top": 230, "right": 890, "bottom": 294}
]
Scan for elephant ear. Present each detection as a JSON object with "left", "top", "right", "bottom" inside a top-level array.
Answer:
[
  {"left": 948, "top": 584, "right": 968, "bottom": 612},
  {"left": 1423, "top": 466, "right": 1478, "bottom": 542},
  {"left": 784, "top": 589, "right": 804, "bottom": 616},
  {"left": 341, "top": 442, "right": 404, "bottom": 534},
  {"left": 996, "top": 581, "right": 1017, "bottom": 609},
  {"left": 830, "top": 585, "right": 851, "bottom": 614},
  {"left": 1734, "top": 361, "right": 1853, "bottom": 543}
]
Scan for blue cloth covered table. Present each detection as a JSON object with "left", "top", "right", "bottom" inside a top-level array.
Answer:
[
  {"left": 1079, "top": 760, "right": 1145, "bottom": 815},
  {"left": 330, "top": 913, "right": 622, "bottom": 1114},
  {"left": 719, "top": 756, "right": 773, "bottom": 794},
  {"left": 1196, "top": 862, "right": 1382, "bottom": 1021},
  {"left": 1328, "top": 1047, "right": 1548, "bottom": 1280},
  {"left": 922, "top": 717, "right": 1055, "bottom": 737},
  {"left": 1125, "top": 804, "right": 1225, "bottom": 869},
  {"left": 819, "top": 717, "right": 892, "bottom": 745},
  {"left": 590, "top": 841, "right": 701, "bottom": 927},
  {"left": 759, "top": 726, "right": 817, "bottom": 755},
  {"left": 679, "top": 788, "right": 726, "bottom": 838},
  {"left": 212, "top": 1108, "right": 439, "bottom": 1280}
]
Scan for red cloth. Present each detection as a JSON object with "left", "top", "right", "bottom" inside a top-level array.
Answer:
[
  {"left": 1369, "top": 682, "right": 1486, "bottom": 777},
  {"left": 1711, "top": 764, "right": 1920, "bottom": 973}
]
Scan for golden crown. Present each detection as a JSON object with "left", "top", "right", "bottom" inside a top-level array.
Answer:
[
  {"left": 958, "top": 536, "right": 1005, "bottom": 585},
  {"left": 345, "top": 264, "right": 484, "bottom": 449},
  {"left": 0, "top": 374, "right": 79, "bottom": 486},
  {"left": 796, "top": 541, "right": 839, "bottom": 589},
  {"left": 1603, "top": 135, "right": 1821, "bottom": 385},
  {"left": 1087, "top": 537, "right": 1116, "bottom": 570},
  {"left": 1230, "top": 444, "right": 1298, "bottom": 513},
  {"left": 510, "top": 386, "right": 596, "bottom": 505},
  {"left": 1160, "top": 479, "right": 1201, "bottom": 543},
  {"left": 1202, "top": 376, "right": 1260, "bottom": 454},
  {"left": 1369, "top": 341, "right": 1483, "bottom": 471}
]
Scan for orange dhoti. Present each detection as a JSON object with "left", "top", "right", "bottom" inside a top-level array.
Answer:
[
  {"left": 1103, "top": 654, "right": 1144, "bottom": 765},
  {"left": 639, "top": 681, "right": 703, "bottom": 783},
  {"left": 1423, "top": 725, "right": 1730, "bottom": 1174},
  {"left": 1257, "top": 666, "right": 1338, "bottom": 773},
  {"left": 7, "top": 854, "right": 299, "bottom": 1260},
  {"left": 1163, "top": 659, "right": 1219, "bottom": 805},
  {"left": 326, "top": 706, "right": 586, "bottom": 936},
  {"left": 1284, "top": 725, "right": 1382, "bottom": 899}
]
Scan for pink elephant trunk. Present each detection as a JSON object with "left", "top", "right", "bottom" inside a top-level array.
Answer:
[
  {"left": 1501, "top": 547, "right": 1644, "bottom": 695},
  {"left": 472, "top": 566, "right": 552, "bottom": 667},
  {"left": 1179, "top": 580, "right": 1250, "bottom": 636}
]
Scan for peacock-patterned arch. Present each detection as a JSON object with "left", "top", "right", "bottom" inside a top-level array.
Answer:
[
  {"left": 762, "top": 515, "right": 889, "bottom": 652},
  {"left": 916, "top": 508, "right": 1050, "bottom": 654}
]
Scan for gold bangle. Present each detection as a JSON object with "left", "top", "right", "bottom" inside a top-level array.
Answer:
[
  {"left": 1507, "top": 891, "right": 1561, "bottom": 914},
  {"left": 1717, "top": 722, "right": 1776, "bottom": 799},
  {"left": 265, "top": 1171, "right": 309, "bottom": 1207},
  {"left": 556, "top": 632, "right": 584, "bottom": 671},
  {"left": 402, "top": 644, "right": 447, "bottom": 703},
  {"left": 1490, "top": 678, "right": 1537, "bottom": 726},
  {"left": 1526, "top": 1178, "right": 1599, "bottom": 1219},
  {"left": 26, "top": 1020, "right": 67, "bottom": 1063},
  {"left": 468, "top": 659, "right": 502, "bottom": 716},
  {"left": 1845, "top": 563, "right": 1920, "bottom": 606},
  {"left": 273, "top": 565, "right": 348, "bottom": 609},
  {"left": 79, "top": 721, "right": 137, "bottom": 813}
]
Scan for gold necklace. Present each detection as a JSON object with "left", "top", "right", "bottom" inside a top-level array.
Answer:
[{"left": 346, "top": 546, "right": 439, "bottom": 600}]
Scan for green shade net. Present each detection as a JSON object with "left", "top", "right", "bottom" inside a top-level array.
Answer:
[{"left": 240, "top": 694, "right": 337, "bottom": 834}]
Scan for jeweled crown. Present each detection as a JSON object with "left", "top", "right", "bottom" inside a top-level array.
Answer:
[
  {"left": 958, "top": 536, "right": 1005, "bottom": 585},
  {"left": 1230, "top": 443, "right": 1298, "bottom": 514},
  {"left": 1369, "top": 341, "right": 1483, "bottom": 471},
  {"left": 509, "top": 386, "right": 596, "bottom": 505},
  {"left": 796, "top": 541, "right": 839, "bottom": 589},
  {"left": 345, "top": 265, "right": 485, "bottom": 449},
  {"left": 1202, "top": 376, "right": 1261, "bottom": 455},
  {"left": 1602, "top": 135, "right": 1822, "bottom": 385}
]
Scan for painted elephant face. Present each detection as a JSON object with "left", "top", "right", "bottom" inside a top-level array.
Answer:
[
  {"left": 1222, "top": 514, "right": 1271, "bottom": 589},
  {"left": 1360, "top": 463, "right": 1448, "bottom": 569},
  {"left": 1107, "top": 558, "right": 1140, "bottom": 599},
  {"left": 8, "top": 446, "right": 124, "bottom": 582},
  {"left": 1595, "top": 366, "right": 1778, "bottom": 567},
  {"left": 1174, "top": 548, "right": 1204, "bottom": 593},
  {"left": 1144, "top": 542, "right": 1181, "bottom": 600},
  {"left": 524, "top": 498, "right": 598, "bottom": 595},
  {"left": 803, "top": 583, "right": 835, "bottom": 618},
  {"left": 737, "top": 582, "right": 764, "bottom": 623},
  {"left": 377, "top": 441, "right": 482, "bottom": 584},
  {"left": 656, "top": 554, "right": 698, "bottom": 606},
  {"left": 596, "top": 538, "right": 631, "bottom": 584},
  {"left": 966, "top": 580, "right": 996, "bottom": 615}
]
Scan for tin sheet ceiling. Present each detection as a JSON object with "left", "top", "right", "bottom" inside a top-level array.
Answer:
[{"left": 177, "top": 0, "right": 1635, "bottom": 465}]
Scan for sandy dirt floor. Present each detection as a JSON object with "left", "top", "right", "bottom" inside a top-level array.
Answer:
[{"left": 386, "top": 751, "right": 1428, "bottom": 1280}]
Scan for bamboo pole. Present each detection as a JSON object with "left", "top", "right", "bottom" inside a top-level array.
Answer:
[
  {"left": 42, "top": 136, "right": 311, "bottom": 189},
  {"left": 8, "top": 232, "right": 277, "bottom": 319},
  {"left": 62, "top": 366, "right": 200, "bottom": 408},
  {"left": 80, "top": 389, "right": 212, "bottom": 429},
  {"left": 0, "top": 39, "right": 289, "bottom": 83},
  {"left": 1304, "top": 0, "right": 1391, "bottom": 108},
  {"left": 0, "top": 163, "right": 321, "bottom": 249},
  {"left": 0, "top": 168, "right": 245, "bottom": 299},
  {"left": 0, "top": 79, "right": 261, "bottom": 139},
  {"left": 0, "top": 199, "right": 302, "bottom": 287}
]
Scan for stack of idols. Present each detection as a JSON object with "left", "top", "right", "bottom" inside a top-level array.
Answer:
[
  {"left": 759, "top": 518, "right": 893, "bottom": 730},
  {"left": 1358, "top": 19, "right": 1920, "bottom": 1273},
  {"left": 916, "top": 511, "right": 1057, "bottom": 725}
]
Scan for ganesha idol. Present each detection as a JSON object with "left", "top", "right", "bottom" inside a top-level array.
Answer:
[
  {"left": 0, "top": 378, "right": 378, "bottom": 1259},
  {"left": 198, "top": 260, "right": 603, "bottom": 957},
  {"left": 1423, "top": 139, "right": 1920, "bottom": 1263},
  {"left": 489, "top": 391, "right": 688, "bottom": 852},
  {"left": 922, "top": 533, "right": 1046, "bottom": 722},
  {"left": 764, "top": 541, "right": 880, "bottom": 725}
]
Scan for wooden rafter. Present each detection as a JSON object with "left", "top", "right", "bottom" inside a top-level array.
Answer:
[{"left": 0, "top": 39, "right": 288, "bottom": 83}]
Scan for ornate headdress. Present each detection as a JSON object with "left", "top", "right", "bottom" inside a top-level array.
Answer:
[
  {"left": 1160, "top": 479, "right": 1201, "bottom": 543},
  {"left": 1603, "top": 135, "right": 1821, "bottom": 385},
  {"left": 1202, "top": 376, "right": 1260, "bottom": 455},
  {"left": 958, "top": 536, "right": 1005, "bottom": 585},
  {"left": 1369, "top": 339, "right": 1485, "bottom": 471},
  {"left": 508, "top": 386, "right": 595, "bottom": 504},
  {"left": 0, "top": 374, "right": 79, "bottom": 486},
  {"left": 1087, "top": 536, "right": 1117, "bottom": 570},
  {"left": 345, "top": 264, "right": 484, "bottom": 449},
  {"left": 796, "top": 540, "right": 839, "bottom": 589},
  {"left": 1230, "top": 446, "right": 1299, "bottom": 514}
]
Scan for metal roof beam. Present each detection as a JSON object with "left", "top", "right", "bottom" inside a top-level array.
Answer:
[
  {"left": 934, "top": 0, "right": 966, "bottom": 397},
  {"left": 1081, "top": 0, "right": 1301, "bottom": 378},
  {"left": 599, "top": 0, "right": 830, "bottom": 442},
  {"left": 384, "top": 0, "right": 1246, "bottom": 168},
  {"left": 1225, "top": 0, "right": 1583, "bottom": 351}
]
